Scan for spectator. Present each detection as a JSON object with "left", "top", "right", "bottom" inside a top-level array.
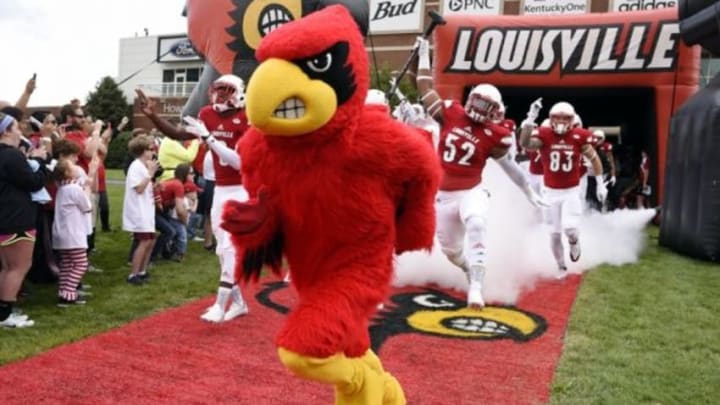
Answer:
[
  {"left": 158, "top": 164, "right": 193, "bottom": 261},
  {"left": 157, "top": 136, "right": 200, "bottom": 182},
  {"left": 0, "top": 112, "right": 49, "bottom": 328},
  {"left": 122, "top": 136, "right": 159, "bottom": 285},
  {"left": 52, "top": 158, "right": 96, "bottom": 306}
]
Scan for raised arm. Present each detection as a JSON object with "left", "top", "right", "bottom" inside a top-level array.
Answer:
[
  {"left": 136, "top": 89, "right": 196, "bottom": 141},
  {"left": 415, "top": 37, "right": 443, "bottom": 124},
  {"left": 519, "top": 98, "right": 544, "bottom": 150}
]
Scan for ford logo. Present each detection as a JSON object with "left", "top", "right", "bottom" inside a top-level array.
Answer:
[{"left": 170, "top": 39, "right": 197, "bottom": 58}]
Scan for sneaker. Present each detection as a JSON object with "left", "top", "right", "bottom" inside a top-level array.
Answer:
[
  {"left": 77, "top": 290, "right": 93, "bottom": 298},
  {"left": 138, "top": 272, "right": 150, "bottom": 281},
  {"left": 466, "top": 266, "right": 485, "bottom": 310},
  {"left": 78, "top": 283, "right": 92, "bottom": 290},
  {"left": 555, "top": 265, "right": 568, "bottom": 280},
  {"left": 200, "top": 304, "right": 225, "bottom": 323},
  {"left": 0, "top": 313, "right": 34, "bottom": 328},
  {"left": 127, "top": 274, "right": 144, "bottom": 285},
  {"left": 192, "top": 236, "right": 205, "bottom": 242},
  {"left": 467, "top": 281, "right": 485, "bottom": 310},
  {"left": 569, "top": 242, "right": 581, "bottom": 262},
  {"left": 57, "top": 298, "right": 87, "bottom": 308},
  {"left": 224, "top": 301, "right": 249, "bottom": 321}
]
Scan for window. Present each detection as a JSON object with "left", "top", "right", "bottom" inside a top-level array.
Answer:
[
  {"left": 161, "top": 67, "right": 204, "bottom": 96},
  {"left": 163, "top": 70, "right": 174, "bottom": 83},
  {"left": 700, "top": 50, "right": 720, "bottom": 87}
]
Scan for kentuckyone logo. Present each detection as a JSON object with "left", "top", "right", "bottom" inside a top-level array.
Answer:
[{"left": 445, "top": 22, "right": 679, "bottom": 74}]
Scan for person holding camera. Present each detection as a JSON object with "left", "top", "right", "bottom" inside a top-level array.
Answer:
[{"left": 0, "top": 112, "right": 50, "bottom": 328}]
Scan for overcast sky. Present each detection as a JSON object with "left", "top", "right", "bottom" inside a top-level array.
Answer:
[{"left": 0, "top": 0, "right": 187, "bottom": 107}]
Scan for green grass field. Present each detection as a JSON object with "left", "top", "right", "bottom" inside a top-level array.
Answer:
[{"left": 1, "top": 169, "right": 719, "bottom": 403}]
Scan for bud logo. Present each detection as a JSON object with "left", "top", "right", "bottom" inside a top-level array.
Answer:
[
  {"left": 613, "top": 0, "right": 677, "bottom": 12},
  {"left": 445, "top": 22, "right": 679, "bottom": 74},
  {"left": 372, "top": 0, "right": 419, "bottom": 21},
  {"left": 443, "top": 0, "right": 500, "bottom": 15}
]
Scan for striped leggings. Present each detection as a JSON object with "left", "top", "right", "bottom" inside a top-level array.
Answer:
[{"left": 57, "top": 248, "right": 88, "bottom": 301}]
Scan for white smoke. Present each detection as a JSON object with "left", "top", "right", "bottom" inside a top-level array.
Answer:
[{"left": 393, "top": 159, "right": 655, "bottom": 305}]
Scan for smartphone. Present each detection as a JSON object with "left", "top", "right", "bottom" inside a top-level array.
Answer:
[{"left": 32, "top": 73, "right": 37, "bottom": 81}]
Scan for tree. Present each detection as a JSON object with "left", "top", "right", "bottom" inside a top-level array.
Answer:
[
  {"left": 369, "top": 63, "right": 418, "bottom": 108},
  {"left": 85, "top": 76, "right": 133, "bottom": 127}
]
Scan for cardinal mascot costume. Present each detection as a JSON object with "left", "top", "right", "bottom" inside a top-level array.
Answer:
[{"left": 221, "top": 5, "right": 440, "bottom": 404}]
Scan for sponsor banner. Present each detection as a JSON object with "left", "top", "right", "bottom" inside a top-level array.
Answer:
[
  {"left": 369, "top": 0, "right": 424, "bottom": 34},
  {"left": 441, "top": 0, "right": 502, "bottom": 16},
  {"left": 522, "top": 0, "right": 589, "bottom": 15},
  {"left": 612, "top": 0, "right": 677, "bottom": 12},
  {"left": 157, "top": 36, "right": 201, "bottom": 63}
]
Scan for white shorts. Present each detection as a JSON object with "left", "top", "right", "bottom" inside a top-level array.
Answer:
[
  {"left": 211, "top": 184, "right": 249, "bottom": 255},
  {"left": 544, "top": 185, "right": 582, "bottom": 233},
  {"left": 435, "top": 186, "right": 491, "bottom": 253}
]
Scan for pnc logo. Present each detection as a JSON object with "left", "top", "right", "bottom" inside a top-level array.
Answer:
[{"left": 448, "top": 0, "right": 495, "bottom": 12}]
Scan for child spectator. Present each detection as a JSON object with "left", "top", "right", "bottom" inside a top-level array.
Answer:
[
  {"left": 122, "top": 136, "right": 159, "bottom": 285},
  {"left": 52, "top": 158, "right": 96, "bottom": 306}
]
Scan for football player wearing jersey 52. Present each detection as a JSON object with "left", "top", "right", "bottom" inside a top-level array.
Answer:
[
  {"left": 519, "top": 101, "right": 607, "bottom": 276},
  {"left": 137, "top": 75, "right": 250, "bottom": 323},
  {"left": 415, "top": 37, "right": 546, "bottom": 309}
]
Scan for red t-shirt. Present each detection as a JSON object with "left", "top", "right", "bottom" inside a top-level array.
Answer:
[
  {"left": 198, "top": 106, "right": 248, "bottom": 186},
  {"left": 191, "top": 142, "right": 207, "bottom": 176},
  {"left": 533, "top": 126, "right": 593, "bottom": 189},
  {"left": 438, "top": 101, "right": 512, "bottom": 191},
  {"left": 65, "top": 131, "right": 89, "bottom": 173},
  {"left": 159, "top": 178, "right": 185, "bottom": 210}
]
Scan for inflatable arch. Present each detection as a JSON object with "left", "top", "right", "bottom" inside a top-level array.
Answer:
[{"left": 432, "top": 8, "right": 701, "bottom": 203}]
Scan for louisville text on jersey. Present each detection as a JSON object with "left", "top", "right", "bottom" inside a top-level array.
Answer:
[{"left": 445, "top": 21, "right": 679, "bottom": 74}]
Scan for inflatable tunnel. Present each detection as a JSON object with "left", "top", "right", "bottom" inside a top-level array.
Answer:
[
  {"left": 431, "top": 8, "right": 700, "bottom": 204},
  {"left": 659, "top": 0, "right": 720, "bottom": 262}
]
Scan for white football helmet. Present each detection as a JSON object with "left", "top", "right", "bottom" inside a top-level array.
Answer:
[
  {"left": 573, "top": 114, "right": 583, "bottom": 128},
  {"left": 593, "top": 129, "right": 606, "bottom": 143},
  {"left": 365, "top": 89, "right": 388, "bottom": 106},
  {"left": 549, "top": 102, "right": 575, "bottom": 135},
  {"left": 210, "top": 74, "right": 245, "bottom": 112},
  {"left": 465, "top": 84, "right": 502, "bottom": 123},
  {"left": 491, "top": 103, "right": 506, "bottom": 123}
]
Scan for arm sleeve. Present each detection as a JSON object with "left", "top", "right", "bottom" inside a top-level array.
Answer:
[
  {"left": 495, "top": 152, "right": 530, "bottom": 190},
  {"left": 207, "top": 137, "right": 241, "bottom": 170},
  {"left": 127, "top": 161, "right": 150, "bottom": 189},
  {"left": 72, "top": 185, "right": 93, "bottom": 213}
]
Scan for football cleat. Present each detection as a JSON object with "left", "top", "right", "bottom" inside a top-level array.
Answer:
[{"left": 200, "top": 304, "right": 225, "bottom": 323}]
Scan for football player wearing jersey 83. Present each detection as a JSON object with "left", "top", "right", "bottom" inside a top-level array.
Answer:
[
  {"left": 415, "top": 36, "right": 546, "bottom": 310},
  {"left": 519, "top": 101, "right": 607, "bottom": 277}
]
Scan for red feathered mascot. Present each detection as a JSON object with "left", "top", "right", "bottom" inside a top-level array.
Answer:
[{"left": 221, "top": 5, "right": 440, "bottom": 404}]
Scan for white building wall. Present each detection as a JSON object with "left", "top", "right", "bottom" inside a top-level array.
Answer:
[{"left": 117, "top": 34, "right": 203, "bottom": 103}]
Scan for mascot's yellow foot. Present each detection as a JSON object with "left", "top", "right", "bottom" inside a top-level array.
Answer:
[{"left": 277, "top": 348, "right": 406, "bottom": 405}]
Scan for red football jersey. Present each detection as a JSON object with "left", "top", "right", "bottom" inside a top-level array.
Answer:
[
  {"left": 598, "top": 142, "right": 613, "bottom": 155},
  {"left": 499, "top": 118, "right": 516, "bottom": 132},
  {"left": 527, "top": 149, "right": 544, "bottom": 175},
  {"left": 198, "top": 106, "right": 248, "bottom": 186},
  {"left": 533, "top": 126, "right": 593, "bottom": 189},
  {"left": 438, "top": 101, "right": 512, "bottom": 190}
]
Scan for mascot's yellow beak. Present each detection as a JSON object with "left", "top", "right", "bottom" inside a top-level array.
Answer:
[{"left": 246, "top": 58, "right": 337, "bottom": 136}]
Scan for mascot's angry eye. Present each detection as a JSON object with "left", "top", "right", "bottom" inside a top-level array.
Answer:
[
  {"left": 413, "top": 294, "right": 457, "bottom": 309},
  {"left": 307, "top": 53, "right": 332, "bottom": 73},
  {"left": 294, "top": 41, "right": 356, "bottom": 106}
]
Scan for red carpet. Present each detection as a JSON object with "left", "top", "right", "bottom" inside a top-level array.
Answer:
[{"left": 0, "top": 275, "right": 581, "bottom": 404}]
